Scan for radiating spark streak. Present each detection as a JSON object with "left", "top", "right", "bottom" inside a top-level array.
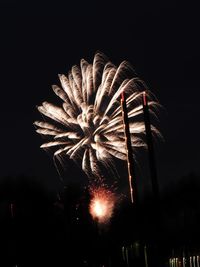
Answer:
[
  {"left": 34, "top": 121, "right": 63, "bottom": 132},
  {"left": 54, "top": 146, "right": 71, "bottom": 156},
  {"left": 41, "top": 141, "right": 68, "bottom": 148},
  {"left": 55, "top": 132, "right": 80, "bottom": 139},
  {"left": 36, "top": 128, "right": 62, "bottom": 136},
  {"left": 34, "top": 52, "right": 160, "bottom": 178}
]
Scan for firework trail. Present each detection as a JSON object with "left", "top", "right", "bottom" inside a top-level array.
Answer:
[{"left": 34, "top": 52, "right": 160, "bottom": 180}]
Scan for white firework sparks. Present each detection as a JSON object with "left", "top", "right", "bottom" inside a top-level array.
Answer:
[{"left": 34, "top": 52, "right": 160, "bottom": 178}]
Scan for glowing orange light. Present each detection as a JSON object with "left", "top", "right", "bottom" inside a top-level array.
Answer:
[
  {"left": 92, "top": 199, "right": 107, "bottom": 218},
  {"left": 143, "top": 91, "right": 147, "bottom": 106},
  {"left": 89, "top": 186, "right": 116, "bottom": 224},
  {"left": 121, "top": 91, "right": 125, "bottom": 102}
]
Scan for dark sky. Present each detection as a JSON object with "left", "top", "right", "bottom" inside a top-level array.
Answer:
[{"left": 0, "top": 0, "right": 199, "bottom": 193}]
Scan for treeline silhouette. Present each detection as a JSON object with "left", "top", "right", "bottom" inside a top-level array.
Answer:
[{"left": 0, "top": 172, "right": 199, "bottom": 266}]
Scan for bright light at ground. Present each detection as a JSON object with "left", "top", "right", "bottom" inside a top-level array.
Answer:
[
  {"left": 92, "top": 199, "right": 107, "bottom": 218},
  {"left": 89, "top": 186, "right": 116, "bottom": 224}
]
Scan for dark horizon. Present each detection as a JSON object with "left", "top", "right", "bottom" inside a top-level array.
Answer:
[{"left": 0, "top": 171, "right": 200, "bottom": 266}]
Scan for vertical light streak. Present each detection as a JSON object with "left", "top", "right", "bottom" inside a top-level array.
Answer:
[
  {"left": 144, "top": 245, "right": 148, "bottom": 267},
  {"left": 175, "top": 258, "right": 178, "bottom": 267},
  {"left": 121, "top": 91, "right": 135, "bottom": 203},
  {"left": 193, "top": 256, "right": 196, "bottom": 267},
  {"left": 190, "top": 256, "right": 192, "bottom": 267},
  {"left": 142, "top": 91, "right": 159, "bottom": 202},
  {"left": 183, "top": 257, "right": 186, "bottom": 267},
  {"left": 171, "top": 258, "right": 174, "bottom": 267},
  {"left": 10, "top": 203, "right": 14, "bottom": 218},
  {"left": 125, "top": 247, "right": 130, "bottom": 267},
  {"left": 122, "top": 246, "right": 126, "bottom": 261},
  {"left": 197, "top": 256, "right": 199, "bottom": 267}
]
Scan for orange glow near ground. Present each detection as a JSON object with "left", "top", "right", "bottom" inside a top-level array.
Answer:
[
  {"left": 89, "top": 186, "right": 116, "bottom": 224},
  {"left": 92, "top": 198, "right": 108, "bottom": 218}
]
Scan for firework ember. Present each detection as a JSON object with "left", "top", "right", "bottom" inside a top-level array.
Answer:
[{"left": 89, "top": 185, "right": 116, "bottom": 224}]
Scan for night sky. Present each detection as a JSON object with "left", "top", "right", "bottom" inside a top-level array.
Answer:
[{"left": 1, "top": 0, "right": 200, "bottom": 194}]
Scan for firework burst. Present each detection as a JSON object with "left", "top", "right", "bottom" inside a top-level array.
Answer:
[
  {"left": 34, "top": 52, "right": 160, "bottom": 180},
  {"left": 89, "top": 183, "right": 117, "bottom": 224}
]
